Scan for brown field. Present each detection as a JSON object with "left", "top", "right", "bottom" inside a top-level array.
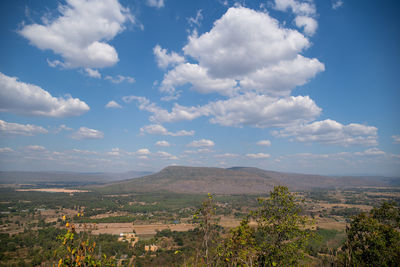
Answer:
[
  {"left": 317, "top": 203, "right": 372, "bottom": 211},
  {"left": 75, "top": 222, "right": 196, "bottom": 235},
  {"left": 316, "top": 217, "right": 346, "bottom": 231},
  {"left": 15, "top": 188, "right": 89, "bottom": 193}
]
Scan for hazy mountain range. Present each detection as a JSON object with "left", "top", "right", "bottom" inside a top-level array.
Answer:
[
  {"left": 95, "top": 166, "right": 400, "bottom": 194},
  {"left": 0, "top": 170, "right": 152, "bottom": 186},
  {"left": 1, "top": 166, "right": 398, "bottom": 193}
]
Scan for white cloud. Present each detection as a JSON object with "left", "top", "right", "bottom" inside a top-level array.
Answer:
[
  {"left": 56, "top": 124, "right": 73, "bottom": 133},
  {"left": 161, "top": 6, "right": 323, "bottom": 98},
  {"left": 105, "top": 75, "right": 135, "bottom": 84},
  {"left": 136, "top": 148, "right": 151, "bottom": 155},
  {"left": 161, "top": 63, "right": 237, "bottom": 96},
  {"left": 146, "top": 0, "right": 164, "bottom": 8},
  {"left": 126, "top": 93, "right": 321, "bottom": 128},
  {"left": 0, "top": 147, "right": 14, "bottom": 153},
  {"left": 257, "top": 140, "right": 271, "bottom": 146},
  {"left": 274, "top": 119, "right": 378, "bottom": 146},
  {"left": 84, "top": 68, "right": 101, "bottom": 78},
  {"left": 105, "top": 100, "right": 122, "bottom": 108},
  {"left": 246, "top": 153, "right": 271, "bottom": 159},
  {"left": 391, "top": 135, "right": 400, "bottom": 144},
  {"left": 205, "top": 94, "right": 321, "bottom": 128},
  {"left": 156, "top": 151, "right": 178, "bottom": 160},
  {"left": 70, "top": 149, "right": 98, "bottom": 155},
  {"left": 187, "top": 139, "right": 215, "bottom": 148},
  {"left": 19, "top": 0, "right": 133, "bottom": 69},
  {"left": 71, "top": 127, "right": 104, "bottom": 140},
  {"left": 332, "top": 0, "right": 344, "bottom": 10},
  {"left": 184, "top": 148, "right": 213, "bottom": 154},
  {"left": 274, "top": 0, "right": 316, "bottom": 16},
  {"left": 274, "top": 0, "right": 318, "bottom": 36},
  {"left": 153, "top": 45, "right": 185, "bottom": 69},
  {"left": 107, "top": 148, "right": 122, "bottom": 156},
  {"left": 355, "top": 148, "right": 386, "bottom": 156},
  {"left": 188, "top": 9, "right": 203, "bottom": 27},
  {"left": 155, "top": 140, "right": 171, "bottom": 147},
  {"left": 140, "top": 124, "right": 194, "bottom": 136},
  {"left": 0, "top": 120, "right": 48, "bottom": 136},
  {"left": 239, "top": 55, "right": 324, "bottom": 96},
  {"left": 294, "top": 16, "right": 318, "bottom": 36},
  {"left": 0, "top": 72, "right": 89, "bottom": 117},
  {"left": 183, "top": 7, "right": 311, "bottom": 78},
  {"left": 24, "top": 145, "right": 46, "bottom": 151},
  {"left": 214, "top": 153, "right": 239, "bottom": 158}
]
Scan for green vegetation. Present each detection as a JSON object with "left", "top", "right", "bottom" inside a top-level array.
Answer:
[
  {"left": 339, "top": 201, "right": 400, "bottom": 266},
  {"left": 1, "top": 185, "right": 399, "bottom": 266}
]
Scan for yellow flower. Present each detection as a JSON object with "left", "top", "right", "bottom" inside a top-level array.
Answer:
[
  {"left": 62, "top": 215, "right": 66, "bottom": 221},
  {"left": 66, "top": 222, "right": 70, "bottom": 227},
  {"left": 58, "top": 259, "right": 63, "bottom": 267}
]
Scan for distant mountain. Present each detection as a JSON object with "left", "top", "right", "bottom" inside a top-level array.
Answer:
[
  {"left": 0, "top": 170, "right": 152, "bottom": 186},
  {"left": 96, "top": 166, "right": 399, "bottom": 194}
]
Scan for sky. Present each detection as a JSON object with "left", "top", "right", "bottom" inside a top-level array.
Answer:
[{"left": 0, "top": 0, "right": 399, "bottom": 176}]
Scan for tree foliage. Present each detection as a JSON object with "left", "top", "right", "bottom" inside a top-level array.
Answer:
[
  {"left": 340, "top": 201, "right": 400, "bottom": 267},
  {"left": 253, "top": 186, "right": 313, "bottom": 266},
  {"left": 195, "top": 186, "right": 313, "bottom": 266}
]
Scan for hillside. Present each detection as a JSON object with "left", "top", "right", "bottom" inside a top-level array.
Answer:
[
  {"left": 0, "top": 170, "right": 152, "bottom": 186},
  {"left": 96, "top": 166, "right": 278, "bottom": 194},
  {"left": 96, "top": 166, "right": 399, "bottom": 194}
]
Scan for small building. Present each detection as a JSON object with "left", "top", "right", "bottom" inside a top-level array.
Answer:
[
  {"left": 144, "top": 245, "right": 158, "bottom": 252},
  {"left": 118, "top": 232, "right": 139, "bottom": 247}
]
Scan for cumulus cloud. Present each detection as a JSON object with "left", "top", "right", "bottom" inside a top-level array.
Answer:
[
  {"left": 392, "top": 135, "right": 400, "bottom": 144},
  {"left": 205, "top": 94, "right": 321, "bottom": 128},
  {"left": 19, "top": 0, "right": 133, "bottom": 69},
  {"left": 273, "top": 119, "right": 378, "bottom": 146},
  {"left": 155, "top": 151, "right": 178, "bottom": 160},
  {"left": 0, "top": 120, "right": 48, "bottom": 136},
  {"left": 160, "top": 63, "right": 237, "bottom": 96},
  {"left": 24, "top": 145, "right": 46, "bottom": 151},
  {"left": 71, "top": 127, "right": 104, "bottom": 140},
  {"left": 274, "top": 0, "right": 318, "bottom": 36},
  {"left": 140, "top": 124, "right": 194, "bottom": 136},
  {"left": 155, "top": 140, "right": 171, "bottom": 147},
  {"left": 84, "top": 68, "right": 101, "bottom": 78},
  {"left": 239, "top": 55, "right": 324, "bottom": 96},
  {"left": 332, "top": 0, "right": 344, "bottom": 10},
  {"left": 105, "top": 75, "right": 135, "bottom": 84},
  {"left": 187, "top": 139, "right": 215, "bottom": 148},
  {"left": 183, "top": 7, "right": 310, "bottom": 78},
  {"left": 146, "top": 0, "right": 164, "bottom": 8},
  {"left": 355, "top": 148, "right": 386, "bottom": 156},
  {"left": 136, "top": 148, "right": 151, "bottom": 155},
  {"left": 0, "top": 147, "right": 14, "bottom": 153},
  {"left": 274, "top": 0, "right": 316, "bottom": 16},
  {"left": 125, "top": 93, "right": 321, "bottom": 128},
  {"left": 153, "top": 45, "right": 185, "bottom": 69},
  {"left": 214, "top": 153, "right": 239, "bottom": 158},
  {"left": 257, "top": 140, "right": 271, "bottom": 146},
  {"left": 105, "top": 100, "right": 122, "bottom": 108},
  {"left": 294, "top": 16, "right": 318, "bottom": 36},
  {"left": 0, "top": 72, "right": 89, "bottom": 117},
  {"left": 55, "top": 124, "right": 73, "bottom": 133},
  {"left": 246, "top": 153, "right": 271, "bottom": 159},
  {"left": 160, "top": 6, "right": 323, "bottom": 98}
]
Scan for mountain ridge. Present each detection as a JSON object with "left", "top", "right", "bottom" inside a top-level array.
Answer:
[{"left": 96, "top": 166, "right": 399, "bottom": 194}]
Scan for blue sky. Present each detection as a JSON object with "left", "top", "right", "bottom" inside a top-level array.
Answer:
[{"left": 0, "top": 0, "right": 399, "bottom": 176}]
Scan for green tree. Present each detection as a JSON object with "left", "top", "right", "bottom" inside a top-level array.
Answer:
[
  {"left": 217, "top": 218, "right": 257, "bottom": 266},
  {"left": 340, "top": 201, "right": 400, "bottom": 267},
  {"left": 253, "top": 186, "right": 313, "bottom": 266},
  {"left": 193, "top": 193, "right": 221, "bottom": 266}
]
